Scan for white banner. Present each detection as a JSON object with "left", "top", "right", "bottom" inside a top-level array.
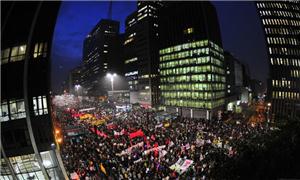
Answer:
[
  {"left": 159, "top": 150, "right": 167, "bottom": 159},
  {"left": 117, "top": 142, "right": 144, "bottom": 156},
  {"left": 170, "top": 158, "right": 194, "bottom": 175},
  {"left": 155, "top": 123, "right": 163, "bottom": 128},
  {"left": 143, "top": 145, "right": 166, "bottom": 155}
]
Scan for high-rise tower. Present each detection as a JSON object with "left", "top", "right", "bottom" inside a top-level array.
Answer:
[
  {"left": 256, "top": 2, "right": 300, "bottom": 119},
  {"left": 123, "top": 1, "right": 163, "bottom": 108},
  {"left": 158, "top": 2, "right": 225, "bottom": 119}
]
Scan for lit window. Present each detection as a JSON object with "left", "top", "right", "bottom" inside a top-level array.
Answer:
[
  {"left": 34, "top": 42, "right": 47, "bottom": 58},
  {"left": 9, "top": 99, "right": 26, "bottom": 120},
  {"left": 125, "top": 57, "right": 138, "bottom": 64},
  {"left": 32, "top": 96, "right": 48, "bottom": 116},
  {"left": 10, "top": 45, "right": 27, "bottom": 62},
  {"left": 1, "top": 48, "right": 10, "bottom": 64},
  {"left": 184, "top": 27, "right": 194, "bottom": 34},
  {"left": 124, "top": 38, "right": 134, "bottom": 45},
  {"left": 0, "top": 101, "right": 9, "bottom": 122}
]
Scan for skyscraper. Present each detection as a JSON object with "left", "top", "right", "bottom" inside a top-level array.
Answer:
[
  {"left": 1, "top": 2, "right": 66, "bottom": 179},
  {"left": 159, "top": 2, "right": 225, "bottom": 119},
  {"left": 256, "top": 2, "right": 300, "bottom": 119},
  {"left": 123, "top": 1, "right": 163, "bottom": 108},
  {"left": 224, "top": 52, "right": 252, "bottom": 112},
  {"left": 82, "top": 19, "right": 122, "bottom": 95}
]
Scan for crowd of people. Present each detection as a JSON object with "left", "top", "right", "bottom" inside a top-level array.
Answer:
[{"left": 56, "top": 101, "right": 271, "bottom": 180}]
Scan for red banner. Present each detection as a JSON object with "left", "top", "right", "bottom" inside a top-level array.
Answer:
[
  {"left": 90, "top": 128, "right": 108, "bottom": 138},
  {"left": 129, "top": 129, "right": 144, "bottom": 139}
]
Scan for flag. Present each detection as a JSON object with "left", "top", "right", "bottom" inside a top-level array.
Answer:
[
  {"left": 159, "top": 150, "right": 167, "bottom": 159},
  {"left": 121, "top": 129, "right": 127, "bottom": 135},
  {"left": 164, "top": 122, "right": 170, "bottom": 128},
  {"left": 100, "top": 163, "right": 107, "bottom": 176},
  {"left": 154, "top": 142, "right": 159, "bottom": 157},
  {"left": 151, "top": 135, "right": 156, "bottom": 141},
  {"left": 107, "top": 123, "right": 117, "bottom": 130},
  {"left": 185, "top": 143, "right": 190, "bottom": 150},
  {"left": 90, "top": 128, "right": 108, "bottom": 138},
  {"left": 129, "top": 129, "right": 145, "bottom": 139},
  {"left": 114, "top": 130, "right": 124, "bottom": 136},
  {"left": 168, "top": 141, "right": 174, "bottom": 149},
  {"left": 155, "top": 123, "right": 163, "bottom": 128}
]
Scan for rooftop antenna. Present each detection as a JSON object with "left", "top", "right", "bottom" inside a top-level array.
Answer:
[{"left": 108, "top": 1, "right": 112, "bottom": 19}]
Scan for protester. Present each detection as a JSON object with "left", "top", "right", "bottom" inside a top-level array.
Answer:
[{"left": 56, "top": 100, "right": 270, "bottom": 179}]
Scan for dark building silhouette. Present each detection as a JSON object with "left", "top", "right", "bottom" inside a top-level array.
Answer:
[
  {"left": 1, "top": 1, "right": 66, "bottom": 179},
  {"left": 158, "top": 2, "right": 225, "bottom": 119},
  {"left": 224, "top": 52, "right": 252, "bottom": 112},
  {"left": 256, "top": 2, "right": 300, "bottom": 119},
  {"left": 123, "top": 1, "right": 163, "bottom": 108},
  {"left": 68, "top": 65, "right": 85, "bottom": 95},
  {"left": 250, "top": 79, "right": 266, "bottom": 100},
  {"left": 225, "top": 52, "right": 244, "bottom": 97},
  {"left": 81, "top": 19, "right": 123, "bottom": 96}
]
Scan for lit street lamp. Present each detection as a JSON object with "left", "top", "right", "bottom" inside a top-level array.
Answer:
[
  {"left": 75, "top": 84, "right": 81, "bottom": 96},
  {"left": 266, "top": 102, "right": 271, "bottom": 123},
  {"left": 106, "top": 73, "right": 116, "bottom": 91}
]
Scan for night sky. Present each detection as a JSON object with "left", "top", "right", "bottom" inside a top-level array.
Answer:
[{"left": 51, "top": 1, "right": 268, "bottom": 92}]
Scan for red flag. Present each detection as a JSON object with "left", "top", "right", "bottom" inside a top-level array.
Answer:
[
  {"left": 107, "top": 123, "right": 117, "bottom": 130},
  {"left": 146, "top": 140, "right": 150, "bottom": 149},
  {"left": 89, "top": 128, "right": 108, "bottom": 138},
  {"left": 97, "top": 130, "right": 108, "bottom": 138},
  {"left": 151, "top": 135, "right": 156, "bottom": 141},
  {"left": 154, "top": 142, "right": 159, "bottom": 157},
  {"left": 165, "top": 138, "right": 170, "bottom": 145},
  {"left": 121, "top": 129, "right": 127, "bottom": 135},
  {"left": 129, "top": 129, "right": 145, "bottom": 139}
]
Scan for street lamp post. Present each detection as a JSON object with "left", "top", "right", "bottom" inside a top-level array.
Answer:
[
  {"left": 106, "top": 73, "right": 116, "bottom": 91},
  {"left": 267, "top": 102, "right": 271, "bottom": 123},
  {"left": 75, "top": 84, "right": 81, "bottom": 96}
]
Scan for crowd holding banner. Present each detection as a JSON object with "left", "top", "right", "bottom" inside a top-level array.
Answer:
[{"left": 56, "top": 100, "right": 271, "bottom": 179}]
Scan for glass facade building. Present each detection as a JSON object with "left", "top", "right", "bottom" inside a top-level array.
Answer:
[
  {"left": 256, "top": 2, "right": 300, "bottom": 119},
  {"left": 159, "top": 40, "right": 225, "bottom": 118},
  {"left": 1, "top": 151, "right": 60, "bottom": 180},
  {"left": 1, "top": 2, "right": 66, "bottom": 179},
  {"left": 158, "top": 2, "right": 225, "bottom": 119}
]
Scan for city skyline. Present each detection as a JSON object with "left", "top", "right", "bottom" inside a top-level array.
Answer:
[
  {"left": 51, "top": 1, "right": 268, "bottom": 92},
  {"left": 2, "top": 1, "right": 300, "bottom": 179}
]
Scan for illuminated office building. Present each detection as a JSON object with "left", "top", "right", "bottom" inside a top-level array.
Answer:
[
  {"left": 124, "top": 1, "right": 163, "bottom": 108},
  {"left": 1, "top": 2, "right": 66, "bottom": 179},
  {"left": 159, "top": 2, "right": 225, "bottom": 119},
  {"left": 256, "top": 2, "right": 300, "bottom": 119}
]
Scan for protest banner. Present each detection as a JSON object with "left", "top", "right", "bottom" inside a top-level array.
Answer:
[
  {"left": 143, "top": 145, "right": 166, "bottom": 155},
  {"left": 129, "top": 129, "right": 145, "bottom": 139},
  {"left": 170, "top": 158, "right": 194, "bottom": 175},
  {"left": 117, "top": 142, "right": 144, "bottom": 156}
]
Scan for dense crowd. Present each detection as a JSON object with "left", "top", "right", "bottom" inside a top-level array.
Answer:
[{"left": 57, "top": 101, "right": 270, "bottom": 180}]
